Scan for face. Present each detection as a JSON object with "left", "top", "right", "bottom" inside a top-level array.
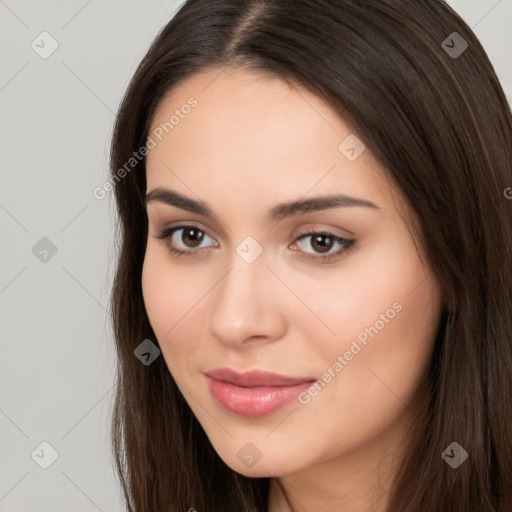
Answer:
[{"left": 141, "top": 67, "right": 443, "bottom": 479}]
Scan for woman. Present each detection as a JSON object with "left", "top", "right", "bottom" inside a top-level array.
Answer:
[{"left": 108, "top": 0, "right": 512, "bottom": 510}]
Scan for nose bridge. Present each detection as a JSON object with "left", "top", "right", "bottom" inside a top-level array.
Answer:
[{"left": 208, "top": 244, "right": 285, "bottom": 345}]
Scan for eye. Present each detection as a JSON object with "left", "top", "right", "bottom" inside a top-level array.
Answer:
[
  {"left": 154, "top": 225, "right": 218, "bottom": 257},
  {"left": 291, "top": 231, "right": 355, "bottom": 262},
  {"left": 153, "top": 224, "right": 355, "bottom": 262}
]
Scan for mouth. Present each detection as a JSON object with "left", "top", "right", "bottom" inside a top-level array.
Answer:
[{"left": 205, "top": 368, "right": 317, "bottom": 417}]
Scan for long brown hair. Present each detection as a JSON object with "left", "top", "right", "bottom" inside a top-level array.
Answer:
[{"left": 108, "top": 1, "right": 512, "bottom": 510}]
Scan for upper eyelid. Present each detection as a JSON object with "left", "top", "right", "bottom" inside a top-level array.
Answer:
[{"left": 154, "top": 222, "right": 352, "bottom": 240}]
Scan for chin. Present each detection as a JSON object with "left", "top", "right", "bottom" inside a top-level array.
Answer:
[{"left": 212, "top": 445, "right": 301, "bottom": 479}]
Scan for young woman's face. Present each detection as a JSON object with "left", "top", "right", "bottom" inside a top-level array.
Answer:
[{"left": 142, "top": 68, "right": 443, "bottom": 478}]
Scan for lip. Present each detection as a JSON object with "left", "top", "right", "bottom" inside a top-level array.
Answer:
[{"left": 205, "top": 368, "right": 316, "bottom": 417}]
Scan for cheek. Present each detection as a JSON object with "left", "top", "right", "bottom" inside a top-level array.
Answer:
[
  {"left": 301, "top": 237, "right": 442, "bottom": 437},
  {"left": 343, "top": 285, "right": 440, "bottom": 396},
  {"left": 296, "top": 229, "right": 437, "bottom": 365},
  {"left": 141, "top": 249, "right": 196, "bottom": 357},
  {"left": 313, "top": 283, "right": 440, "bottom": 455},
  {"left": 142, "top": 250, "right": 175, "bottom": 333}
]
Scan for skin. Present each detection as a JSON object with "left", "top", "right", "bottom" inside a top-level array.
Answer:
[{"left": 141, "top": 67, "right": 444, "bottom": 512}]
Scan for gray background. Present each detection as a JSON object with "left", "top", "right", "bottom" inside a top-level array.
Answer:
[{"left": 0, "top": 1, "right": 511, "bottom": 510}]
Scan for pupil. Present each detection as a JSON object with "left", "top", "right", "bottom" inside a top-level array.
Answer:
[
  {"left": 184, "top": 228, "right": 203, "bottom": 247},
  {"left": 312, "top": 234, "right": 333, "bottom": 253}
]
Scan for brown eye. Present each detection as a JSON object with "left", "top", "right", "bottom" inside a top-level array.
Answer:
[
  {"left": 154, "top": 225, "right": 217, "bottom": 256},
  {"left": 180, "top": 227, "right": 204, "bottom": 248},
  {"left": 309, "top": 233, "right": 334, "bottom": 253},
  {"left": 292, "top": 230, "right": 355, "bottom": 262}
]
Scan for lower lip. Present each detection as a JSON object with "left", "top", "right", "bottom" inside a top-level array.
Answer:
[{"left": 206, "top": 377, "right": 314, "bottom": 417}]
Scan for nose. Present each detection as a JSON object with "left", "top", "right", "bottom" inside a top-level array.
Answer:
[{"left": 208, "top": 254, "right": 287, "bottom": 348}]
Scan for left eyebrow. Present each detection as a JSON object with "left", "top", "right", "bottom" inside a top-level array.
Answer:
[
  {"left": 145, "top": 187, "right": 380, "bottom": 222},
  {"left": 268, "top": 194, "right": 380, "bottom": 221}
]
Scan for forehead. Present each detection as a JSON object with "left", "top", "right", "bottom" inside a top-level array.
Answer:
[
  {"left": 149, "top": 66, "right": 350, "bottom": 153},
  {"left": 145, "top": 67, "right": 400, "bottom": 217}
]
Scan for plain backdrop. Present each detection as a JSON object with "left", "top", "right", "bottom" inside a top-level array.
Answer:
[{"left": 0, "top": 1, "right": 511, "bottom": 510}]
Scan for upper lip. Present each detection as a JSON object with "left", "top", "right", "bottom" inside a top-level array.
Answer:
[{"left": 205, "top": 367, "right": 316, "bottom": 387}]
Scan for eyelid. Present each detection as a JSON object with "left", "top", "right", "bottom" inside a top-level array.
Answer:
[
  {"left": 153, "top": 222, "right": 218, "bottom": 247},
  {"left": 152, "top": 220, "right": 210, "bottom": 238},
  {"left": 153, "top": 220, "right": 351, "bottom": 241},
  {"left": 294, "top": 224, "right": 353, "bottom": 240}
]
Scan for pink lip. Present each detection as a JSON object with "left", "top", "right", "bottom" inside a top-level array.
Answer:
[{"left": 205, "top": 368, "right": 316, "bottom": 417}]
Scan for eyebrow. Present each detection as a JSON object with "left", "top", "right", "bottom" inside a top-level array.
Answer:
[{"left": 145, "top": 187, "right": 379, "bottom": 222}]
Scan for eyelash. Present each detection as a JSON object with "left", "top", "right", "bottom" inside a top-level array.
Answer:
[{"left": 154, "top": 225, "right": 356, "bottom": 263}]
